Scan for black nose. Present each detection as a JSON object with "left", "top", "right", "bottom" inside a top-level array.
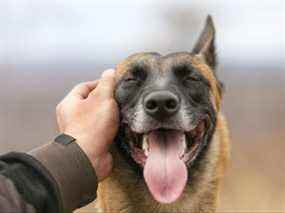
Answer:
[{"left": 143, "top": 91, "right": 180, "bottom": 119}]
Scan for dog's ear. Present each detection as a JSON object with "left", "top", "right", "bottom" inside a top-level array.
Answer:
[{"left": 192, "top": 15, "right": 216, "bottom": 69}]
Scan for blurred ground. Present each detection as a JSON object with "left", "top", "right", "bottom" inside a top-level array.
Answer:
[{"left": 0, "top": 63, "right": 284, "bottom": 212}]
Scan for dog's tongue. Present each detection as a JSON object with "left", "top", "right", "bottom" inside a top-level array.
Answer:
[{"left": 143, "top": 130, "right": 187, "bottom": 204}]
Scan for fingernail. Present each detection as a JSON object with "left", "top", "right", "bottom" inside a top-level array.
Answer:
[{"left": 102, "top": 69, "right": 115, "bottom": 78}]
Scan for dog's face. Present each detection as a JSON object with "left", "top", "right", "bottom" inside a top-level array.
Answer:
[{"left": 115, "top": 16, "right": 223, "bottom": 204}]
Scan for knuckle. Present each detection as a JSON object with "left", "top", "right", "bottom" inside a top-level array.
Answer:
[
  {"left": 103, "top": 78, "right": 115, "bottom": 88},
  {"left": 98, "top": 83, "right": 111, "bottom": 92}
]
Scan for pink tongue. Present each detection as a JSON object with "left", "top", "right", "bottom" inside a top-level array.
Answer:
[{"left": 143, "top": 131, "right": 187, "bottom": 204}]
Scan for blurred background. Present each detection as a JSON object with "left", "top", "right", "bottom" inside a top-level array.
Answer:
[{"left": 0, "top": 0, "right": 284, "bottom": 212}]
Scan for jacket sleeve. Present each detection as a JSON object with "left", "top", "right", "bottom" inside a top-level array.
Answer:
[
  {"left": 0, "top": 174, "right": 36, "bottom": 213},
  {"left": 0, "top": 135, "right": 98, "bottom": 213}
]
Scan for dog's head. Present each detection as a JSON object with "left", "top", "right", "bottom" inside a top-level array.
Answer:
[{"left": 114, "top": 16, "right": 223, "bottom": 204}]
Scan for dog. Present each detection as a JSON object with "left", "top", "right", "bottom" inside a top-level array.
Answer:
[{"left": 94, "top": 15, "right": 230, "bottom": 213}]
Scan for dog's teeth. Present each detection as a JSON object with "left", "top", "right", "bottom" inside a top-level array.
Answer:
[
  {"left": 142, "top": 135, "right": 149, "bottom": 156},
  {"left": 180, "top": 135, "right": 187, "bottom": 158}
]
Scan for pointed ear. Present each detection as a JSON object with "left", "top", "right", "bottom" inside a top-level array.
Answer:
[{"left": 192, "top": 15, "right": 216, "bottom": 69}]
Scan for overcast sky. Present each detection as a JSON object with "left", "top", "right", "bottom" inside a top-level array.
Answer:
[{"left": 0, "top": 0, "right": 284, "bottom": 67}]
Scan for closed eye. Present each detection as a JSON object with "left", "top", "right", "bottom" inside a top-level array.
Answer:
[
  {"left": 122, "top": 64, "right": 148, "bottom": 86},
  {"left": 173, "top": 64, "right": 193, "bottom": 78},
  {"left": 184, "top": 75, "right": 211, "bottom": 88},
  {"left": 173, "top": 64, "right": 210, "bottom": 87},
  {"left": 184, "top": 75, "right": 201, "bottom": 82},
  {"left": 173, "top": 64, "right": 202, "bottom": 83},
  {"left": 124, "top": 77, "right": 138, "bottom": 82}
]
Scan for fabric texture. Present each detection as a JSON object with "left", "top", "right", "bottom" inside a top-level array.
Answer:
[{"left": 0, "top": 136, "right": 98, "bottom": 213}]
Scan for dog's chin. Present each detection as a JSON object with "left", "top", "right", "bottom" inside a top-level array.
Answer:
[{"left": 124, "top": 119, "right": 208, "bottom": 204}]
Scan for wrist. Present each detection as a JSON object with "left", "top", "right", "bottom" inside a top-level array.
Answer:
[{"left": 68, "top": 135, "right": 113, "bottom": 181}]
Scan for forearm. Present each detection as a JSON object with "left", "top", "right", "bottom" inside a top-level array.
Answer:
[{"left": 0, "top": 135, "right": 98, "bottom": 213}]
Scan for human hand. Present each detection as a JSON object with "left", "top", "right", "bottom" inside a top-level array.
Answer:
[{"left": 56, "top": 69, "right": 119, "bottom": 181}]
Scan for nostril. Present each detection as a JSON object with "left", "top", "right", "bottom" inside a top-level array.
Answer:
[
  {"left": 165, "top": 99, "right": 178, "bottom": 110},
  {"left": 146, "top": 100, "right": 157, "bottom": 111}
]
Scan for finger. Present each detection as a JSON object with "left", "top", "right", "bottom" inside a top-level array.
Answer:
[
  {"left": 90, "top": 69, "right": 116, "bottom": 99},
  {"left": 69, "top": 80, "right": 99, "bottom": 99}
]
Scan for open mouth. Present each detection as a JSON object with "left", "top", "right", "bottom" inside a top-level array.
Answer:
[
  {"left": 126, "top": 119, "right": 208, "bottom": 204},
  {"left": 129, "top": 119, "right": 207, "bottom": 167}
]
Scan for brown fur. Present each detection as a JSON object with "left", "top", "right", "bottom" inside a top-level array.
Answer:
[{"left": 87, "top": 54, "right": 230, "bottom": 213}]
